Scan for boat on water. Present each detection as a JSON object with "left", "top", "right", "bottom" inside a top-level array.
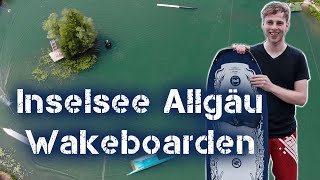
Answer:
[
  {"left": 157, "top": 3, "right": 197, "bottom": 9},
  {"left": 2, "top": 128, "right": 29, "bottom": 145},
  {"left": 127, "top": 154, "right": 175, "bottom": 175}
]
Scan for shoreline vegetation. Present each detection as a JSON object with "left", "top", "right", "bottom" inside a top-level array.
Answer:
[
  {"left": 33, "top": 9, "right": 99, "bottom": 81},
  {"left": 303, "top": 0, "right": 320, "bottom": 21},
  {"left": 0, "top": 147, "right": 30, "bottom": 179},
  {"left": 289, "top": 0, "right": 320, "bottom": 22}
]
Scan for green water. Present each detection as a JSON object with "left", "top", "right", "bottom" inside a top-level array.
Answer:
[{"left": 1, "top": 0, "right": 320, "bottom": 179}]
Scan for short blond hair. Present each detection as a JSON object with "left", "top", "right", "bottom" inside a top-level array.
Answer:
[{"left": 261, "top": 1, "right": 291, "bottom": 22}]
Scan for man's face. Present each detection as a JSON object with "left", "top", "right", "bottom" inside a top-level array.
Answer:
[{"left": 262, "top": 12, "right": 289, "bottom": 44}]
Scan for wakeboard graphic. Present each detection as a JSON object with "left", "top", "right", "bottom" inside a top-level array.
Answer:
[{"left": 206, "top": 48, "right": 268, "bottom": 180}]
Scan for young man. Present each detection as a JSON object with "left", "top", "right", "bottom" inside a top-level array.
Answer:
[{"left": 233, "top": 1, "right": 310, "bottom": 180}]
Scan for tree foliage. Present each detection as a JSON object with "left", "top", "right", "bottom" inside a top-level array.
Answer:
[
  {"left": 42, "top": 13, "right": 60, "bottom": 39},
  {"left": 42, "top": 9, "right": 98, "bottom": 59}
]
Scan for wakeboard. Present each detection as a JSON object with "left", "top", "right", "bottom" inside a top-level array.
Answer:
[{"left": 206, "top": 48, "right": 268, "bottom": 180}]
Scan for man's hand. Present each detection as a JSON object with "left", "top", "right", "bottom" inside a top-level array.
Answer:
[
  {"left": 232, "top": 44, "right": 250, "bottom": 54},
  {"left": 251, "top": 75, "right": 308, "bottom": 106},
  {"left": 250, "top": 75, "right": 274, "bottom": 92}
]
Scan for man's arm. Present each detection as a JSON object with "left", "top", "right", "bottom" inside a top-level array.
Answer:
[
  {"left": 251, "top": 75, "right": 308, "bottom": 106},
  {"left": 271, "top": 79, "right": 308, "bottom": 106}
]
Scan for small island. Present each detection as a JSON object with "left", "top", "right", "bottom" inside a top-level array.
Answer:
[{"left": 33, "top": 9, "right": 100, "bottom": 81}]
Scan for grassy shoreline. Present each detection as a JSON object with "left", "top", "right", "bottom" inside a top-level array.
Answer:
[
  {"left": 288, "top": 0, "right": 320, "bottom": 22},
  {"left": 302, "top": 3, "right": 320, "bottom": 22}
]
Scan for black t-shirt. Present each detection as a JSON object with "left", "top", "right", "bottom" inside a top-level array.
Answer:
[{"left": 250, "top": 43, "right": 310, "bottom": 138}]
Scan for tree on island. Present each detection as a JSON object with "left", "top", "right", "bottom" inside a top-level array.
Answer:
[
  {"left": 42, "top": 9, "right": 98, "bottom": 59},
  {"left": 42, "top": 13, "right": 60, "bottom": 39},
  {"left": 34, "top": 9, "right": 99, "bottom": 81},
  {"left": 32, "top": 9, "right": 98, "bottom": 81}
]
